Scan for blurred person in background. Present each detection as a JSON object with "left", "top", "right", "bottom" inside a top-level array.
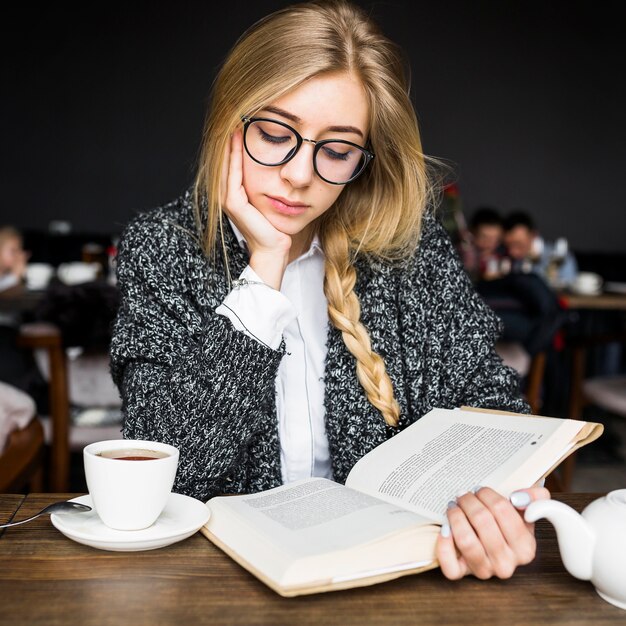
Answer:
[
  {"left": 466, "top": 207, "right": 508, "bottom": 281},
  {"left": 471, "top": 208, "right": 563, "bottom": 356},
  {"left": 0, "top": 226, "right": 48, "bottom": 414},
  {"left": 0, "top": 226, "right": 28, "bottom": 292},
  {"left": 503, "top": 211, "right": 578, "bottom": 288}
]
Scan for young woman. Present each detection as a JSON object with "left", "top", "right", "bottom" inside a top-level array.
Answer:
[{"left": 110, "top": 0, "right": 549, "bottom": 580}]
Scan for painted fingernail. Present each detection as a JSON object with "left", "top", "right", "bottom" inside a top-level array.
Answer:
[
  {"left": 471, "top": 485, "right": 483, "bottom": 494},
  {"left": 447, "top": 500, "right": 458, "bottom": 509},
  {"left": 440, "top": 522, "right": 451, "bottom": 538},
  {"left": 510, "top": 491, "right": 531, "bottom": 508}
]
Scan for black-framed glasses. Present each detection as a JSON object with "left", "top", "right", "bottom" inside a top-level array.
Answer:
[{"left": 241, "top": 116, "right": 375, "bottom": 185}]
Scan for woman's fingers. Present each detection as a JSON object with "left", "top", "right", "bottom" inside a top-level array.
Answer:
[
  {"left": 446, "top": 496, "right": 511, "bottom": 579},
  {"left": 509, "top": 486, "right": 551, "bottom": 555},
  {"left": 437, "top": 486, "right": 548, "bottom": 581},
  {"left": 435, "top": 522, "right": 469, "bottom": 580},
  {"left": 509, "top": 486, "right": 551, "bottom": 511},
  {"left": 470, "top": 488, "right": 536, "bottom": 570},
  {"left": 224, "top": 130, "right": 247, "bottom": 216},
  {"left": 228, "top": 130, "right": 243, "bottom": 196},
  {"left": 220, "top": 134, "right": 231, "bottom": 208}
]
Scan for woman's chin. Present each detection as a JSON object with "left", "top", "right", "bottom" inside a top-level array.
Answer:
[{"left": 264, "top": 215, "right": 308, "bottom": 237}]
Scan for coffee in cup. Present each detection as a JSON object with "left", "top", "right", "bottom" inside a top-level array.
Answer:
[
  {"left": 97, "top": 448, "right": 169, "bottom": 461},
  {"left": 83, "top": 439, "right": 179, "bottom": 530}
]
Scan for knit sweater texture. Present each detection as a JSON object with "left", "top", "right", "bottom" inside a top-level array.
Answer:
[{"left": 110, "top": 188, "right": 529, "bottom": 501}]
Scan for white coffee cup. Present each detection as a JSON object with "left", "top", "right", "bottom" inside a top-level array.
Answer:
[
  {"left": 573, "top": 272, "right": 602, "bottom": 295},
  {"left": 83, "top": 439, "right": 179, "bottom": 530},
  {"left": 57, "top": 261, "right": 100, "bottom": 285},
  {"left": 25, "top": 263, "right": 54, "bottom": 290}
]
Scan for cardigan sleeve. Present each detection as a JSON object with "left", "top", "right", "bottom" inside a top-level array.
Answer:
[
  {"left": 216, "top": 265, "right": 297, "bottom": 350},
  {"left": 399, "top": 214, "right": 530, "bottom": 418},
  {"left": 109, "top": 212, "right": 285, "bottom": 500}
]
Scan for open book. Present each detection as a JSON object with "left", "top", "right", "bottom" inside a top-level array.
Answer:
[{"left": 201, "top": 407, "right": 602, "bottom": 597}]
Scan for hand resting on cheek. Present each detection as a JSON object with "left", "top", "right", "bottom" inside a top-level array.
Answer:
[{"left": 220, "top": 130, "right": 292, "bottom": 290}]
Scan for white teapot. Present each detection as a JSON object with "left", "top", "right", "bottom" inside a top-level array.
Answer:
[{"left": 525, "top": 489, "right": 626, "bottom": 610}]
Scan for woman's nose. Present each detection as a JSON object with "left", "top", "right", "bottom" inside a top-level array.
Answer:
[{"left": 279, "top": 143, "right": 315, "bottom": 187}]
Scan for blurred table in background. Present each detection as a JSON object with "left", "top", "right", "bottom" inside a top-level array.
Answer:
[
  {"left": 0, "top": 284, "right": 44, "bottom": 315},
  {"left": 560, "top": 292, "right": 626, "bottom": 311}
]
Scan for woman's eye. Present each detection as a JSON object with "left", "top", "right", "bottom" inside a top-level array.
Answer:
[
  {"left": 258, "top": 128, "right": 290, "bottom": 144},
  {"left": 322, "top": 146, "right": 351, "bottom": 161}
]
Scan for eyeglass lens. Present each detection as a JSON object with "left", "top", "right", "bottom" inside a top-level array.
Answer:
[{"left": 245, "top": 119, "right": 367, "bottom": 184}]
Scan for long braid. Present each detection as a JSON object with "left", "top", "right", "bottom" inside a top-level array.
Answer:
[{"left": 323, "top": 226, "right": 400, "bottom": 427}]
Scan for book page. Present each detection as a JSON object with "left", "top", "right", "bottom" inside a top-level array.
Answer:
[
  {"left": 207, "top": 478, "right": 435, "bottom": 563},
  {"left": 345, "top": 408, "right": 585, "bottom": 523},
  {"left": 205, "top": 477, "right": 441, "bottom": 589}
]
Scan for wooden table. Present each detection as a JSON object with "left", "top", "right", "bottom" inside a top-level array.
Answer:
[
  {"left": 0, "top": 494, "right": 25, "bottom": 526},
  {"left": 0, "top": 283, "right": 43, "bottom": 314},
  {"left": 559, "top": 291, "right": 626, "bottom": 311},
  {"left": 0, "top": 493, "right": 623, "bottom": 625}
]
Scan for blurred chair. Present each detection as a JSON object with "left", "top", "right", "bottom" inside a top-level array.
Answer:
[
  {"left": 0, "top": 382, "right": 44, "bottom": 493},
  {"left": 33, "top": 344, "right": 123, "bottom": 445},
  {"left": 557, "top": 332, "right": 626, "bottom": 490},
  {"left": 17, "top": 323, "right": 122, "bottom": 492},
  {"left": 583, "top": 376, "right": 626, "bottom": 417},
  {"left": 496, "top": 342, "right": 547, "bottom": 414},
  {"left": 0, "top": 419, "right": 44, "bottom": 493},
  {"left": 17, "top": 323, "right": 69, "bottom": 491}
]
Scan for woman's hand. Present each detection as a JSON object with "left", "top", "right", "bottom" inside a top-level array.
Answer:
[
  {"left": 221, "top": 130, "right": 291, "bottom": 289},
  {"left": 436, "top": 486, "right": 550, "bottom": 580}
]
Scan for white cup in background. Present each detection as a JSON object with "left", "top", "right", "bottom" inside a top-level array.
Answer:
[
  {"left": 57, "top": 261, "right": 100, "bottom": 285},
  {"left": 573, "top": 272, "right": 603, "bottom": 295},
  {"left": 83, "top": 439, "right": 179, "bottom": 530},
  {"left": 25, "top": 263, "right": 54, "bottom": 290}
]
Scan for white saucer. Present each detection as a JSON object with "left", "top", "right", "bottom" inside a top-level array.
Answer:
[
  {"left": 50, "top": 493, "right": 211, "bottom": 552},
  {"left": 571, "top": 286, "right": 602, "bottom": 296},
  {"left": 605, "top": 281, "right": 626, "bottom": 295}
]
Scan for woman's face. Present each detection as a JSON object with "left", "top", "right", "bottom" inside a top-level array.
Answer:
[{"left": 242, "top": 71, "right": 369, "bottom": 247}]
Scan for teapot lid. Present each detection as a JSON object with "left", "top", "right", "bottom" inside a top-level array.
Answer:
[{"left": 607, "top": 489, "right": 626, "bottom": 509}]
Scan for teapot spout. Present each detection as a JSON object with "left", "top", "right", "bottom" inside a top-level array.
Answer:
[{"left": 525, "top": 499, "right": 595, "bottom": 580}]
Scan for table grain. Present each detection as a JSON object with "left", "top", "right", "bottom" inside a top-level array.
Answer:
[
  {"left": 0, "top": 494, "right": 24, "bottom": 535},
  {"left": 0, "top": 492, "right": 623, "bottom": 625}
]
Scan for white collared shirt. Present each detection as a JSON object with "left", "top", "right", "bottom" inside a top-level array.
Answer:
[{"left": 215, "top": 223, "right": 331, "bottom": 483}]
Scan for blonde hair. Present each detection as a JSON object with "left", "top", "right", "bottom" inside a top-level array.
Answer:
[{"left": 193, "top": 0, "right": 437, "bottom": 427}]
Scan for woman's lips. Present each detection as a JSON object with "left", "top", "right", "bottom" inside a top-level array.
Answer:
[{"left": 266, "top": 195, "right": 309, "bottom": 216}]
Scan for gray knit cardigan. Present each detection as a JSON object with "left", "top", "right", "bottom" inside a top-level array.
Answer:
[{"left": 110, "top": 188, "right": 529, "bottom": 501}]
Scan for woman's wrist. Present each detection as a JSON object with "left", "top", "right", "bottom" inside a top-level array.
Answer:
[{"left": 249, "top": 250, "right": 290, "bottom": 290}]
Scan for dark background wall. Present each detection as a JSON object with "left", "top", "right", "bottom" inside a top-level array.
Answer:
[{"left": 3, "top": 0, "right": 625, "bottom": 251}]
